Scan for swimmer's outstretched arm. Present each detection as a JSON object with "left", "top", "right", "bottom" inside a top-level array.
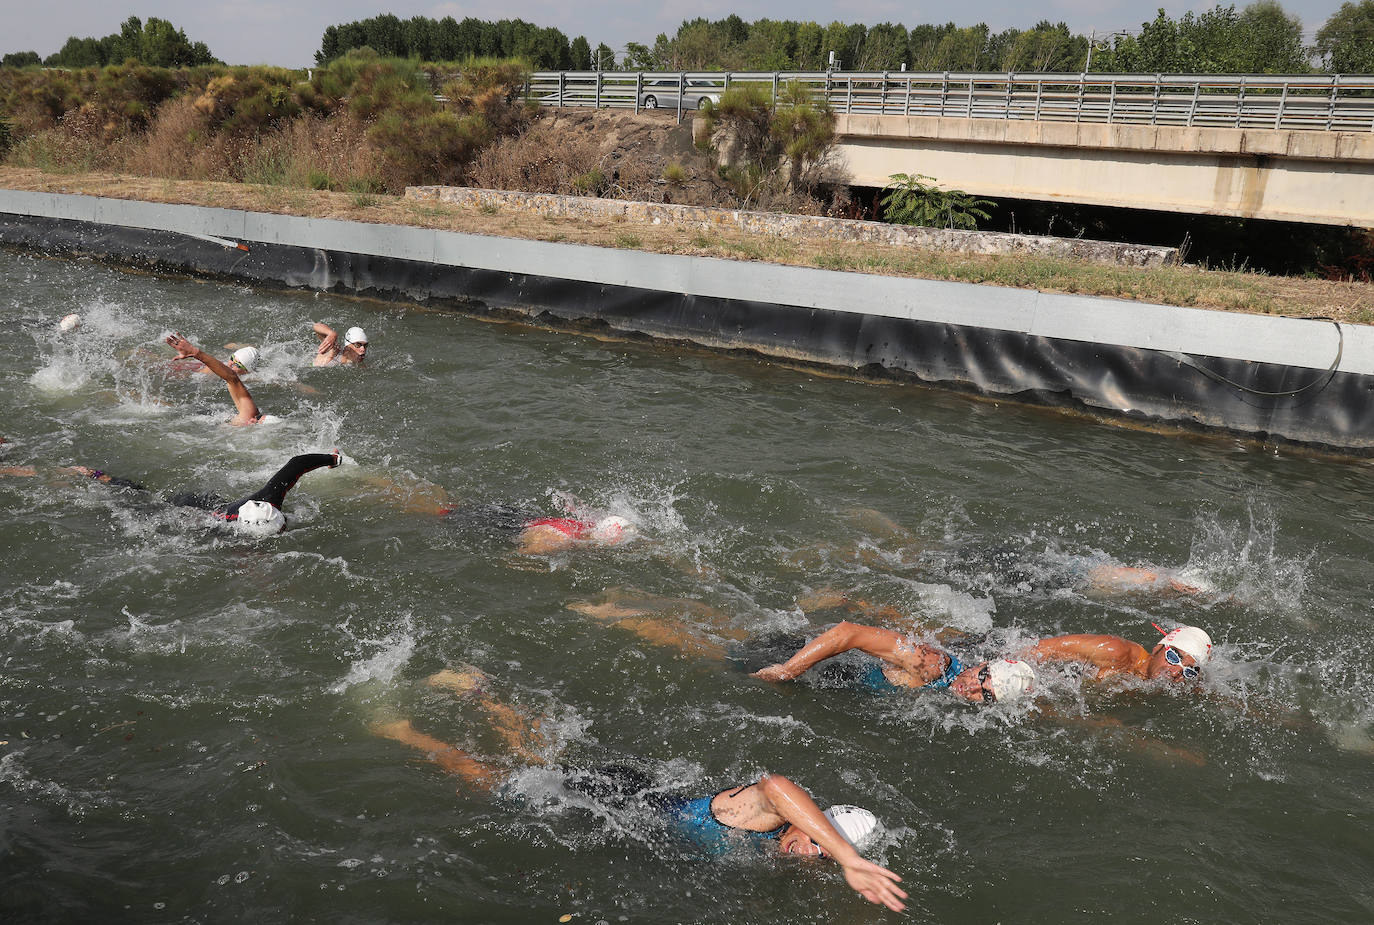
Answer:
[
  {"left": 372, "top": 719, "right": 500, "bottom": 790},
  {"left": 757, "top": 774, "right": 907, "bottom": 912},
  {"left": 166, "top": 333, "right": 261, "bottom": 425},
  {"left": 752, "top": 621, "right": 907, "bottom": 682},
  {"left": 1023, "top": 634, "right": 1143, "bottom": 676},
  {"left": 64, "top": 465, "right": 149, "bottom": 492},
  {"left": 240, "top": 452, "right": 340, "bottom": 509}
]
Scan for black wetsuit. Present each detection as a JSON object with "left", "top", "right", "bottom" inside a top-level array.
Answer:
[{"left": 106, "top": 453, "right": 336, "bottom": 523}]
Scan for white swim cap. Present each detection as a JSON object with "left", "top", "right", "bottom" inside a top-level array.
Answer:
[
  {"left": 231, "top": 346, "right": 259, "bottom": 372},
  {"left": 1156, "top": 625, "right": 1213, "bottom": 665},
  {"left": 59, "top": 313, "right": 81, "bottom": 332},
  {"left": 235, "top": 500, "right": 285, "bottom": 536},
  {"left": 822, "top": 805, "right": 879, "bottom": 849},
  {"left": 984, "top": 658, "right": 1036, "bottom": 703},
  {"left": 344, "top": 326, "right": 368, "bottom": 346},
  {"left": 591, "top": 516, "right": 637, "bottom": 545}
]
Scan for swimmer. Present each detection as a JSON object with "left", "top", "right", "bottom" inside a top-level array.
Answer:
[
  {"left": 68, "top": 450, "right": 340, "bottom": 535},
  {"left": 514, "top": 513, "right": 637, "bottom": 555},
  {"left": 164, "top": 333, "right": 264, "bottom": 425},
  {"left": 752, "top": 621, "right": 1036, "bottom": 705},
  {"left": 312, "top": 323, "right": 367, "bottom": 366},
  {"left": 352, "top": 473, "right": 639, "bottom": 556},
  {"left": 58, "top": 313, "right": 81, "bottom": 332},
  {"left": 374, "top": 667, "right": 907, "bottom": 912},
  {"left": 1025, "top": 624, "right": 1213, "bottom": 686},
  {"left": 174, "top": 345, "right": 259, "bottom": 378}
]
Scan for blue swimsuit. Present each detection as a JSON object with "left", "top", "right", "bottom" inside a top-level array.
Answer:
[
  {"left": 664, "top": 794, "right": 786, "bottom": 854},
  {"left": 858, "top": 651, "right": 964, "bottom": 692}
]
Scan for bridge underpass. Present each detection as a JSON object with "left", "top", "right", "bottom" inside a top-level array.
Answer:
[{"left": 833, "top": 114, "right": 1374, "bottom": 228}]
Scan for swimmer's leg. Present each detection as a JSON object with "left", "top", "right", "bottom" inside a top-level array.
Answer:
[
  {"left": 358, "top": 471, "right": 452, "bottom": 515},
  {"left": 426, "top": 668, "right": 548, "bottom": 764},
  {"left": 371, "top": 719, "right": 500, "bottom": 789}
]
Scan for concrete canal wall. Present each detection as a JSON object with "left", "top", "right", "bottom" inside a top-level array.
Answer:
[{"left": 1, "top": 189, "right": 1370, "bottom": 452}]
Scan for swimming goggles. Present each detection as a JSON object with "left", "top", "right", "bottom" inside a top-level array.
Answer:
[
  {"left": 1163, "top": 647, "right": 1200, "bottom": 680},
  {"left": 976, "top": 664, "right": 997, "bottom": 703}
]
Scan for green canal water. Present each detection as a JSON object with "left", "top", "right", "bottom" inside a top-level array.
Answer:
[{"left": 1, "top": 249, "right": 1372, "bottom": 924}]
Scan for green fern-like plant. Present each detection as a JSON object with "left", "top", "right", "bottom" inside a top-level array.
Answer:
[{"left": 881, "top": 172, "right": 994, "bottom": 231}]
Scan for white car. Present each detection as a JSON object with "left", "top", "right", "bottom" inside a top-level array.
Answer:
[{"left": 639, "top": 79, "right": 721, "bottom": 110}]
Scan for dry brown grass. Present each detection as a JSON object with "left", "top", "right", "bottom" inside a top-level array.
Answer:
[{"left": 1, "top": 165, "right": 1371, "bottom": 324}]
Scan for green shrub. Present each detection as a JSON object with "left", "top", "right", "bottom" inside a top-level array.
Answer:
[
  {"left": 573, "top": 168, "right": 605, "bottom": 194},
  {"left": 708, "top": 81, "right": 835, "bottom": 205},
  {"left": 881, "top": 173, "right": 994, "bottom": 230}
]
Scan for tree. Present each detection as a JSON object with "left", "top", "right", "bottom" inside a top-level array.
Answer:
[
  {"left": 794, "top": 22, "right": 825, "bottom": 70},
  {"left": 1237, "top": 1, "right": 1310, "bottom": 73},
  {"left": 138, "top": 17, "right": 217, "bottom": 67},
  {"left": 42, "top": 16, "right": 217, "bottom": 67},
  {"left": 593, "top": 42, "right": 615, "bottom": 71},
  {"left": 736, "top": 19, "right": 797, "bottom": 70},
  {"left": 621, "top": 42, "right": 657, "bottom": 70},
  {"left": 2, "top": 51, "right": 41, "bottom": 68},
  {"left": 1316, "top": 0, "right": 1374, "bottom": 72},
  {"left": 821, "top": 21, "right": 865, "bottom": 69},
  {"left": 1094, "top": 4, "right": 1311, "bottom": 73},
  {"left": 571, "top": 35, "right": 591, "bottom": 70},
  {"left": 859, "top": 23, "right": 909, "bottom": 70}
]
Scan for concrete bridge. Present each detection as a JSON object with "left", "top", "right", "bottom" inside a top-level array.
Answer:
[
  {"left": 834, "top": 112, "right": 1374, "bottom": 227},
  {"left": 529, "top": 71, "right": 1374, "bottom": 227}
]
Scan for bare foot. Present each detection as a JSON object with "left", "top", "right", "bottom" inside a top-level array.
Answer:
[
  {"left": 568, "top": 601, "right": 651, "bottom": 620},
  {"left": 371, "top": 719, "right": 415, "bottom": 741},
  {"left": 427, "top": 666, "right": 487, "bottom": 697}
]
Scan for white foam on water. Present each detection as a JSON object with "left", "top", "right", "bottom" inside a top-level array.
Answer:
[
  {"left": 0, "top": 751, "right": 110, "bottom": 816},
  {"left": 331, "top": 618, "right": 418, "bottom": 693}
]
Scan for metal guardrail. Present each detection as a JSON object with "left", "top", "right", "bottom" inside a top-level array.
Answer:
[{"left": 526, "top": 71, "right": 1374, "bottom": 132}]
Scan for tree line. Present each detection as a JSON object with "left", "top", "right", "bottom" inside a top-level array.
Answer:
[
  {"left": 3, "top": 3, "right": 1372, "bottom": 73},
  {"left": 309, "top": 3, "right": 1373, "bottom": 74},
  {"left": 6, "top": 16, "right": 217, "bottom": 68}
]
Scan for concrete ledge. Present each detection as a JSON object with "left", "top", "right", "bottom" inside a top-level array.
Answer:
[
  {"left": 836, "top": 113, "right": 1374, "bottom": 162},
  {"left": 405, "top": 186, "right": 1177, "bottom": 268},
  {"left": 2, "top": 189, "right": 1372, "bottom": 451}
]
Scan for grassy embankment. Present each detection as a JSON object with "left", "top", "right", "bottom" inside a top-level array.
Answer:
[{"left": 1, "top": 55, "right": 1371, "bottom": 323}]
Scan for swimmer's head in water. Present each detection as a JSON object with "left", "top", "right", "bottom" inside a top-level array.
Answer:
[
  {"left": 591, "top": 516, "right": 637, "bottom": 545},
  {"left": 1149, "top": 624, "right": 1212, "bottom": 681},
  {"left": 230, "top": 346, "right": 259, "bottom": 373},
  {"left": 59, "top": 313, "right": 81, "bottom": 332},
  {"left": 950, "top": 658, "right": 1036, "bottom": 704},
  {"left": 778, "top": 804, "right": 879, "bottom": 857},
  {"left": 344, "top": 327, "right": 368, "bottom": 347},
  {"left": 235, "top": 500, "right": 286, "bottom": 536}
]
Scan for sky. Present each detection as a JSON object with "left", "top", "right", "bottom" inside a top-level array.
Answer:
[{"left": 0, "top": 0, "right": 1353, "bottom": 68}]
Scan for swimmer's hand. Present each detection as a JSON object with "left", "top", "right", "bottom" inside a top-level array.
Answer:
[
  {"left": 840, "top": 856, "right": 907, "bottom": 912},
  {"left": 316, "top": 330, "right": 337, "bottom": 354},
  {"left": 752, "top": 664, "right": 796, "bottom": 682},
  {"left": 165, "top": 332, "right": 198, "bottom": 359},
  {"left": 330, "top": 448, "right": 342, "bottom": 468}
]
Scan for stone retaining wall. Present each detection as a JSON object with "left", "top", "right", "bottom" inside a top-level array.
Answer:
[{"left": 405, "top": 185, "right": 1177, "bottom": 268}]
